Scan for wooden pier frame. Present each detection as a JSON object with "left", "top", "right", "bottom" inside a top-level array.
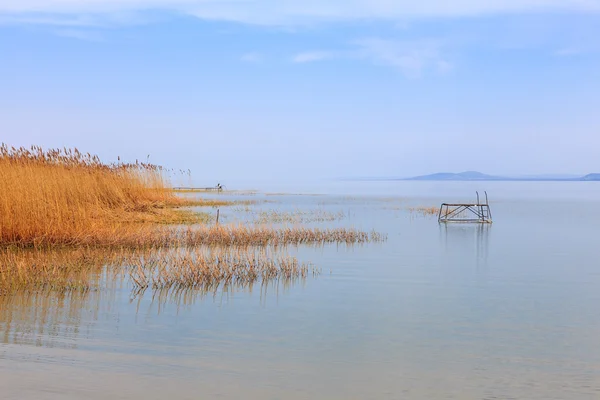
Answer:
[{"left": 438, "top": 191, "right": 493, "bottom": 224}]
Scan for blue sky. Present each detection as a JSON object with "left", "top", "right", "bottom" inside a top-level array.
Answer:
[{"left": 1, "top": 1, "right": 599, "bottom": 184}]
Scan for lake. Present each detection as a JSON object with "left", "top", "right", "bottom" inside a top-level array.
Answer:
[{"left": 2, "top": 181, "right": 600, "bottom": 399}]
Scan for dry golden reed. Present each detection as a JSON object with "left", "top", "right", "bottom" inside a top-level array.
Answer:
[{"left": 0, "top": 144, "right": 198, "bottom": 247}]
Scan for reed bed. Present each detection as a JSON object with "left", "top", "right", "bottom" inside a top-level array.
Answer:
[
  {"left": 0, "top": 145, "right": 198, "bottom": 247},
  {"left": 1, "top": 144, "right": 387, "bottom": 295}
]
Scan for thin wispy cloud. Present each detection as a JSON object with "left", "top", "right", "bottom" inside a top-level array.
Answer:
[
  {"left": 1, "top": 1, "right": 599, "bottom": 26},
  {"left": 0, "top": 13, "right": 106, "bottom": 27},
  {"left": 554, "top": 47, "right": 583, "bottom": 56},
  {"left": 354, "top": 38, "right": 449, "bottom": 77},
  {"left": 241, "top": 52, "right": 263, "bottom": 63},
  {"left": 54, "top": 29, "right": 104, "bottom": 42},
  {"left": 552, "top": 46, "right": 599, "bottom": 57},
  {"left": 0, "top": 10, "right": 163, "bottom": 27},
  {"left": 292, "top": 39, "right": 450, "bottom": 77},
  {"left": 292, "top": 51, "right": 336, "bottom": 64}
]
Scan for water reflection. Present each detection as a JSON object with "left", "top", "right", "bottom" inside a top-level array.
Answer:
[
  {"left": 1, "top": 273, "right": 314, "bottom": 349},
  {"left": 0, "top": 241, "right": 322, "bottom": 349},
  {"left": 131, "top": 276, "right": 310, "bottom": 317},
  {"left": 439, "top": 223, "right": 491, "bottom": 274},
  {"left": 1, "top": 290, "right": 102, "bottom": 348}
]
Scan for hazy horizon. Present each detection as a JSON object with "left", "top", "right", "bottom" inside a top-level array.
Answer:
[{"left": 2, "top": 1, "right": 599, "bottom": 184}]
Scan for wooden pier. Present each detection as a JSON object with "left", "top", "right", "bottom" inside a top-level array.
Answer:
[
  {"left": 438, "top": 191, "right": 493, "bottom": 224},
  {"left": 173, "top": 184, "right": 224, "bottom": 192}
]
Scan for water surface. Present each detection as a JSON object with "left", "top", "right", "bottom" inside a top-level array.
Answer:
[{"left": 2, "top": 181, "right": 600, "bottom": 399}]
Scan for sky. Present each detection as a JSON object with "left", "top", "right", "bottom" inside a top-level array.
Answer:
[{"left": 1, "top": 1, "right": 600, "bottom": 184}]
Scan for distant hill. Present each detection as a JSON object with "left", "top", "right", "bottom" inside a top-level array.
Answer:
[
  {"left": 582, "top": 173, "right": 600, "bottom": 181},
  {"left": 405, "top": 171, "right": 600, "bottom": 182},
  {"left": 407, "top": 171, "right": 502, "bottom": 181}
]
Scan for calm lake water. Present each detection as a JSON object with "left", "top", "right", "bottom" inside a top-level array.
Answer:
[{"left": 2, "top": 181, "right": 600, "bottom": 399}]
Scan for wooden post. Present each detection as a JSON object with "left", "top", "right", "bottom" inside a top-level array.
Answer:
[{"left": 216, "top": 209, "right": 220, "bottom": 225}]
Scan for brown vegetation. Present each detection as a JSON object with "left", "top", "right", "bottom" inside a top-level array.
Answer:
[
  {"left": 0, "top": 144, "right": 387, "bottom": 295},
  {"left": 0, "top": 145, "right": 197, "bottom": 247}
]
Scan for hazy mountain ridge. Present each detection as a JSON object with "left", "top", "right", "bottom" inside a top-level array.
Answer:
[
  {"left": 582, "top": 173, "right": 600, "bottom": 181},
  {"left": 406, "top": 171, "right": 600, "bottom": 181}
]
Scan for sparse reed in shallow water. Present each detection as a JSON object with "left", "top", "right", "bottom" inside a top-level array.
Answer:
[
  {"left": 130, "top": 247, "right": 318, "bottom": 290},
  {"left": 185, "top": 199, "right": 255, "bottom": 208},
  {"left": 171, "top": 225, "right": 386, "bottom": 247},
  {"left": 0, "top": 246, "right": 321, "bottom": 295},
  {"left": 1, "top": 225, "right": 386, "bottom": 249},
  {"left": 253, "top": 209, "right": 346, "bottom": 224},
  {"left": 408, "top": 206, "right": 441, "bottom": 216}
]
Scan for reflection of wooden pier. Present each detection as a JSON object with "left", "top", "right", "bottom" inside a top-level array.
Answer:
[{"left": 438, "top": 191, "right": 493, "bottom": 223}]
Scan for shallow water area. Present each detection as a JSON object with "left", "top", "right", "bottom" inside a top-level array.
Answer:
[{"left": 2, "top": 181, "right": 600, "bottom": 399}]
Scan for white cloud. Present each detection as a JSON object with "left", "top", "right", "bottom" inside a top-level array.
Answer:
[
  {"left": 293, "top": 39, "right": 451, "bottom": 77},
  {"left": 241, "top": 52, "right": 263, "bottom": 63},
  {"left": 55, "top": 28, "right": 104, "bottom": 41},
  {"left": 1, "top": 1, "right": 599, "bottom": 26},
  {"left": 554, "top": 47, "right": 585, "bottom": 56},
  {"left": 0, "top": 10, "right": 160, "bottom": 27},
  {"left": 354, "top": 38, "right": 448, "bottom": 77},
  {"left": 292, "top": 51, "right": 335, "bottom": 63}
]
